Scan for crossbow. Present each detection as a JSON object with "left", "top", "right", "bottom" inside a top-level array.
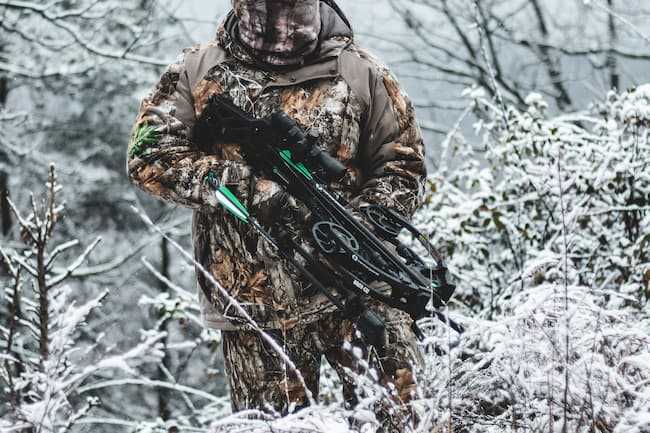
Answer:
[{"left": 195, "top": 95, "right": 462, "bottom": 347}]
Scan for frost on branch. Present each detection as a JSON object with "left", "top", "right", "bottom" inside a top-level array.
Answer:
[
  {"left": 0, "top": 165, "right": 165, "bottom": 432},
  {"left": 422, "top": 85, "right": 650, "bottom": 312},
  {"left": 411, "top": 86, "right": 650, "bottom": 432},
  {"left": 0, "top": 0, "right": 169, "bottom": 80}
]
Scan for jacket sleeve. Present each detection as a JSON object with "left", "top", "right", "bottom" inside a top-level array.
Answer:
[
  {"left": 351, "top": 65, "right": 427, "bottom": 219},
  {"left": 127, "top": 54, "right": 251, "bottom": 209}
]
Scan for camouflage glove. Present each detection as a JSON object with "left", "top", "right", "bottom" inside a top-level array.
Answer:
[
  {"left": 346, "top": 203, "right": 377, "bottom": 233},
  {"left": 249, "top": 178, "right": 312, "bottom": 230},
  {"left": 248, "top": 178, "right": 284, "bottom": 223},
  {"left": 347, "top": 204, "right": 397, "bottom": 297}
]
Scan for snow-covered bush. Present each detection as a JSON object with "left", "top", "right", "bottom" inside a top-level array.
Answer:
[
  {"left": 422, "top": 85, "right": 649, "bottom": 312},
  {"left": 4, "top": 85, "right": 648, "bottom": 433},
  {"left": 415, "top": 86, "right": 650, "bottom": 432},
  {"left": 0, "top": 166, "right": 223, "bottom": 433},
  {"left": 419, "top": 284, "right": 649, "bottom": 433}
]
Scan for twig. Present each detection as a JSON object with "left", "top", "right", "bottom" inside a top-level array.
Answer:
[{"left": 132, "top": 205, "right": 317, "bottom": 407}]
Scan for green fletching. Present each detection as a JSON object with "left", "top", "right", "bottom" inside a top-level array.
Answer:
[
  {"left": 219, "top": 186, "right": 248, "bottom": 216},
  {"left": 279, "top": 149, "right": 313, "bottom": 180},
  {"left": 215, "top": 186, "right": 249, "bottom": 222}
]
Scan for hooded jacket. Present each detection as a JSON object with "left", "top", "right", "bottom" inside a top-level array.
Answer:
[{"left": 127, "top": 1, "right": 427, "bottom": 330}]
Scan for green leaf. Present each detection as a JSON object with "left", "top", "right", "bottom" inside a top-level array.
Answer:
[{"left": 128, "top": 123, "right": 158, "bottom": 157}]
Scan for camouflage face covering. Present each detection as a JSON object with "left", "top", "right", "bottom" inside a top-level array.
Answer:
[{"left": 232, "top": 0, "right": 321, "bottom": 65}]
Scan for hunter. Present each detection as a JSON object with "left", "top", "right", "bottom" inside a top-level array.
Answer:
[{"left": 127, "top": 0, "right": 426, "bottom": 429}]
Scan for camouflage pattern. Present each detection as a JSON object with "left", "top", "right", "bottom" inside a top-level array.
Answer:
[
  {"left": 127, "top": 1, "right": 427, "bottom": 331},
  {"left": 223, "top": 300, "right": 423, "bottom": 432},
  {"left": 232, "top": 0, "right": 321, "bottom": 66}
]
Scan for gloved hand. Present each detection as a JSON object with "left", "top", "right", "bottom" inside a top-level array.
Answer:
[
  {"left": 345, "top": 204, "right": 376, "bottom": 233},
  {"left": 202, "top": 163, "right": 254, "bottom": 210},
  {"left": 251, "top": 177, "right": 312, "bottom": 230}
]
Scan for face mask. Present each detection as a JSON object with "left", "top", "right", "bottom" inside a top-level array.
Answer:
[{"left": 232, "top": 0, "right": 321, "bottom": 65}]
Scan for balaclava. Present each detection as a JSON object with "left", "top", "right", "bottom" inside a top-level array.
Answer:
[{"left": 232, "top": 0, "right": 322, "bottom": 66}]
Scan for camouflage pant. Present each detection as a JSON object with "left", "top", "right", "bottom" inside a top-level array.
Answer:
[{"left": 222, "top": 301, "right": 423, "bottom": 431}]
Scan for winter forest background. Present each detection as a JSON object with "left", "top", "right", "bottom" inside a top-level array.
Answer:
[{"left": 1, "top": 0, "right": 649, "bottom": 432}]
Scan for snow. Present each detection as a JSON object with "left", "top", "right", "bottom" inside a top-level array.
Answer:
[{"left": 1, "top": 2, "right": 649, "bottom": 429}]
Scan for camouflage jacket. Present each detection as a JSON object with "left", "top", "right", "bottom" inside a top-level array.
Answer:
[{"left": 127, "top": 2, "right": 427, "bottom": 330}]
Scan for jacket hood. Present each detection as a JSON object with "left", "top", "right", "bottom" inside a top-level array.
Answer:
[{"left": 218, "top": 0, "right": 353, "bottom": 68}]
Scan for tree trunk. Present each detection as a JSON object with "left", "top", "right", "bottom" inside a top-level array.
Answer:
[
  {"left": 157, "top": 237, "right": 172, "bottom": 420},
  {"left": 606, "top": 0, "right": 620, "bottom": 90},
  {"left": 528, "top": 0, "right": 573, "bottom": 109},
  {"left": 0, "top": 171, "right": 11, "bottom": 237},
  {"left": 0, "top": 52, "right": 12, "bottom": 238},
  {"left": 37, "top": 242, "right": 49, "bottom": 361}
]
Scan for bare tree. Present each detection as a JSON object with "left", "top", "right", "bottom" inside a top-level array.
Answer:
[
  {"left": 385, "top": 0, "right": 649, "bottom": 121},
  {"left": 0, "top": 165, "right": 166, "bottom": 432}
]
